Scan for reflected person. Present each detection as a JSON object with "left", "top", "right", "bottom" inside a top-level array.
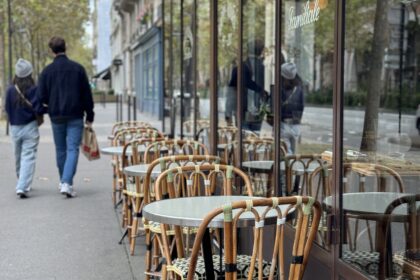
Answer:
[
  {"left": 225, "top": 41, "right": 268, "bottom": 129},
  {"left": 281, "top": 62, "right": 304, "bottom": 154}
]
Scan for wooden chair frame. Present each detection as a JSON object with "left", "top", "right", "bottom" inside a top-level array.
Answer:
[{"left": 129, "top": 155, "right": 223, "bottom": 256}]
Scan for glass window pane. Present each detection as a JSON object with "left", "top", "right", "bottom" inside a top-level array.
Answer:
[
  {"left": 341, "top": 1, "right": 420, "bottom": 279},
  {"left": 240, "top": 0, "right": 276, "bottom": 197},
  {"left": 277, "top": 0, "right": 335, "bottom": 252},
  {"left": 217, "top": 0, "right": 240, "bottom": 165}
]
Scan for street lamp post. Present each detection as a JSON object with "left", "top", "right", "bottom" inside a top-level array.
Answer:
[{"left": 6, "top": 0, "right": 12, "bottom": 136}]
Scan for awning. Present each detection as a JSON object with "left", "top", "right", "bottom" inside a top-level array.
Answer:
[{"left": 93, "top": 67, "right": 111, "bottom": 80}]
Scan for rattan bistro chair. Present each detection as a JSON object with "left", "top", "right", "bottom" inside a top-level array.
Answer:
[
  {"left": 110, "top": 128, "right": 162, "bottom": 206},
  {"left": 160, "top": 196, "right": 321, "bottom": 280},
  {"left": 383, "top": 194, "right": 420, "bottom": 278},
  {"left": 342, "top": 163, "right": 405, "bottom": 252},
  {"left": 130, "top": 155, "right": 223, "bottom": 256},
  {"left": 284, "top": 154, "right": 325, "bottom": 196},
  {"left": 120, "top": 138, "right": 164, "bottom": 230},
  {"left": 111, "top": 130, "right": 164, "bottom": 207},
  {"left": 148, "top": 164, "right": 253, "bottom": 279},
  {"left": 144, "top": 139, "right": 209, "bottom": 163},
  {"left": 111, "top": 121, "right": 153, "bottom": 135},
  {"left": 343, "top": 194, "right": 420, "bottom": 279}
]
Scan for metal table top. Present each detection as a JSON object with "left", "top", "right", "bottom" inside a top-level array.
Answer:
[
  {"left": 242, "top": 160, "right": 274, "bottom": 171},
  {"left": 324, "top": 192, "right": 418, "bottom": 215},
  {"left": 143, "top": 196, "right": 290, "bottom": 228},
  {"left": 101, "top": 146, "right": 135, "bottom": 156},
  {"left": 242, "top": 160, "right": 321, "bottom": 174},
  {"left": 123, "top": 164, "right": 162, "bottom": 177}
]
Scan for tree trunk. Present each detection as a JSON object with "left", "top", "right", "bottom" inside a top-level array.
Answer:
[
  {"left": 0, "top": 2, "right": 7, "bottom": 119},
  {"left": 360, "top": 0, "right": 390, "bottom": 152}
]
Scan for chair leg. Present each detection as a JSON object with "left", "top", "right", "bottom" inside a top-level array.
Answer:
[
  {"left": 153, "top": 237, "right": 161, "bottom": 268},
  {"left": 127, "top": 199, "right": 133, "bottom": 244},
  {"left": 130, "top": 217, "right": 139, "bottom": 255},
  {"left": 161, "top": 264, "right": 167, "bottom": 280},
  {"left": 112, "top": 172, "right": 117, "bottom": 207},
  {"left": 145, "top": 229, "right": 152, "bottom": 280}
]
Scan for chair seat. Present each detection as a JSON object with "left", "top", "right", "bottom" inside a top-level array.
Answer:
[
  {"left": 342, "top": 251, "right": 408, "bottom": 278},
  {"left": 148, "top": 221, "right": 198, "bottom": 235},
  {"left": 123, "top": 183, "right": 144, "bottom": 198},
  {"left": 393, "top": 250, "right": 420, "bottom": 278},
  {"left": 169, "top": 254, "right": 275, "bottom": 279}
]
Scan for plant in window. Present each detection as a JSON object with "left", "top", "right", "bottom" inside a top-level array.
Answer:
[{"left": 136, "top": 6, "right": 150, "bottom": 25}]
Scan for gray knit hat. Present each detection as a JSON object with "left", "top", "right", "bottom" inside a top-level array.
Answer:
[
  {"left": 15, "top": 58, "right": 33, "bottom": 78},
  {"left": 281, "top": 62, "right": 297, "bottom": 80}
]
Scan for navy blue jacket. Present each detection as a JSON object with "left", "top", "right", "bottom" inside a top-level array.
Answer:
[
  {"left": 281, "top": 82, "right": 304, "bottom": 123},
  {"left": 5, "top": 85, "right": 44, "bottom": 125},
  {"left": 37, "top": 55, "right": 94, "bottom": 123}
]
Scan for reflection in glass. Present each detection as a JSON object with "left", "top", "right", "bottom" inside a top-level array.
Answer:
[
  {"left": 216, "top": 0, "right": 239, "bottom": 164},
  {"left": 342, "top": 1, "right": 420, "bottom": 279},
  {"left": 278, "top": 0, "right": 335, "bottom": 254},
  {"left": 163, "top": 0, "right": 182, "bottom": 137},
  {"left": 238, "top": 0, "right": 276, "bottom": 197}
]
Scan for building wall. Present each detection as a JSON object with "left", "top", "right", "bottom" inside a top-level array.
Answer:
[
  {"left": 110, "top": 3, "right": 124, "bottom": 95},
  {"left": 110, "top": 0, "right": 163, "bottom": 117},
  {"left": 95, "top": 0, "right": 112, "bottom": 73}
]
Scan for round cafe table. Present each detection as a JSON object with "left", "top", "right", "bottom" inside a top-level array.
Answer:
[
  {"left": 101, "top": 146, "right": 135, "bottom": 156},
  {"left": 242, "top": 160, "right": 321, "bottom": 173},
  {"left": 242, "top": 160, "right": 322, "bottom": 196},
  {"left": 143, "top": 195, "right": 288, "bottom": 227},
  {"left": 101, "top": 145, "right": 168, "bottom": 157},
  {"left": 123, "top": 164, "right": 161, "bottom": 177},
  {"left": 143, "top": 195, "right": 291, "bottom": 280}
]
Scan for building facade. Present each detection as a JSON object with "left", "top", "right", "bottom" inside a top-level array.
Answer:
[
  {"left": 93, "top": 0, "right": 112, "bottom": 92},
  {"left": 110, "top": 0, "right": 163, "bottom": 121}
]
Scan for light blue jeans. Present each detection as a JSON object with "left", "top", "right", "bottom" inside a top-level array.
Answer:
[
  {"left": 51, "top": 118, "right": 84, "bottom": 186},
  {"left": 10, "top": 120, "right": 40, "bottom": 193}
]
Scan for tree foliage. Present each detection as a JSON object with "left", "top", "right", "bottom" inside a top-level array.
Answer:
[{"left": 7, "top": 0, "right": 92, "bottom": 78}]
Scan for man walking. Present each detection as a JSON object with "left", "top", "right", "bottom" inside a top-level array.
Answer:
[{"left": 37, "top": 36, "right": 94, "bottom": 197}]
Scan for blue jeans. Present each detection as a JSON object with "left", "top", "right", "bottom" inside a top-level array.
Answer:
[
  {"left": 51, "top": 118, "right": 84, "bottom": 186},
  {"left": 10, "top": 120, "right": 40, "bottom": 192}
]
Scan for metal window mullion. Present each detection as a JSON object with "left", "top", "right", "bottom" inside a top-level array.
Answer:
[
  {"left": 274, "top": 0, "right": 283, "bottom": 196},
  {"left": 237, "top": 0, "right": 244, "bottom": 170},
  {"left": 333, "top": 0, "right": 346, "bottom": 273}
]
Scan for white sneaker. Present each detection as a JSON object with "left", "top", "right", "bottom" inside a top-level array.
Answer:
[
  {"left": 24, "top": 186, "right": 31, "bottom": 192},
  {"left": 60, "top": 183, "right": 76, "bottom": 198},
  {"left": 16, "top": 190, "right": 28, "bottom": 199}
]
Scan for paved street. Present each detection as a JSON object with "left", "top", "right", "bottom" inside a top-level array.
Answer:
[{"left": 0, "top": 103, "right": 157, "bottom": 280}]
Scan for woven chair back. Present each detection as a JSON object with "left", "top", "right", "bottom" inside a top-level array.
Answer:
[
  {"left": 186, "top": 196, "right": 321, "bottom": 280},
  {"left": 143, "top": 139, "right": 210, "bottom": 163}
]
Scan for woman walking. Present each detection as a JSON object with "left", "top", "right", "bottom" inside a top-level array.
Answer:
[{"left": 5, "top": 58, "right": 44, "bottom": 198}]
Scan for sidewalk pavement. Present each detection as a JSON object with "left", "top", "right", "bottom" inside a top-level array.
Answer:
[{"left": 0, "top": 103, "right": 160, "bottom": 280}]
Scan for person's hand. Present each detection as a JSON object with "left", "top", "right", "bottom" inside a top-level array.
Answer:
[{"left": 85, "top": 121, "right": 93, "bottom": 128}]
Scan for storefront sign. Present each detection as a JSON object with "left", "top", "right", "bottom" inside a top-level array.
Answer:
[{"left": 288, "top": 0, "right": 321, "bottom": 30}]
